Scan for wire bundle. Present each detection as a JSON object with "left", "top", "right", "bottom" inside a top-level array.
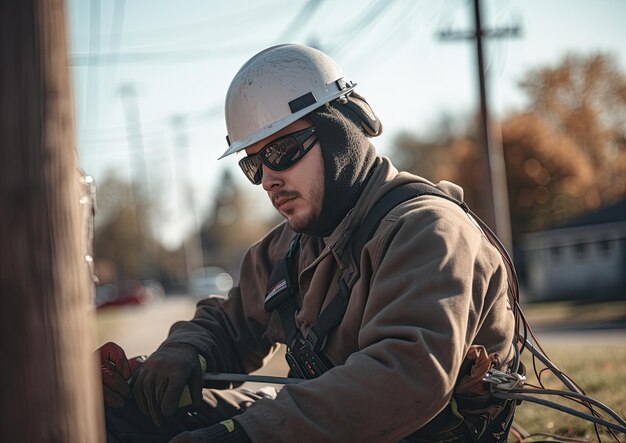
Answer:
[{"left": 469, "top": 207, "right": 626, "bottom": 442}]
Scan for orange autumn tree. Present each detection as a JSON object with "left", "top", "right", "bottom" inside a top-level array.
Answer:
[
  {"left": 393, "top": 52, "right": 626, "bottom": 245},
  {"left": 518, "top": 53, "right": 626, "bottom": 205}
]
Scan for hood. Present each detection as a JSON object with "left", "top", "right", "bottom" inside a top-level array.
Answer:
[{"left": 303, "top": 103, "right": 377, "bottom": 237}]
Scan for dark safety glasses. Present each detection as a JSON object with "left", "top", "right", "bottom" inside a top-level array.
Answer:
[{"left": 238, "top": 126, "right": 318, "bottom": 185}]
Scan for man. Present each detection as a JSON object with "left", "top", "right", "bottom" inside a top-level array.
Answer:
[{"left": 101, "top": 44, "right": 518, "bottom": 442}]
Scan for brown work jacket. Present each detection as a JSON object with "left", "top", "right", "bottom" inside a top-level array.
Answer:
[{"left": 164, "top": 157, "right": 516, "bottom": 442}]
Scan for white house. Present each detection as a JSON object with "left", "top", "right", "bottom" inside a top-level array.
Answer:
[{"left": 521, "top": 199, "right": 626, "bottom": 301}]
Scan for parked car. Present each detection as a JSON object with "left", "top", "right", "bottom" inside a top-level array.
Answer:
[
  {"left": 188, "top": 266, "right": 233, "bottom": 299},
  {"left": 95, "top": 279, "right": 164, "bottom": 309}
]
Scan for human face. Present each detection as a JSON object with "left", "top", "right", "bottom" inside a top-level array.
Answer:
[{"left": 243, "top": 119, "right": 324, "bottom": 232}]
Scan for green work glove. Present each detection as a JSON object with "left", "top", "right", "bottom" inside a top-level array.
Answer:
[
  {"left": 133, "top": 342, "right": 204, "bottom": 427},
  {"left": 98, "top": 342, "right": 132, "bottom": 408},
  {"left": 168, "top": 420, "right": 251, "bottom": 443}
]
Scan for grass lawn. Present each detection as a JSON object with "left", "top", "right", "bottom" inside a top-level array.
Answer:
[
  {"left": 519, "top": 300, "right": 626, "bottom": 328},
  {"left": 510, "top": 343, "right": 626, "bottom": 441},
  {"left": 510, "top": 300, "right": 626, "bottom": 440}
]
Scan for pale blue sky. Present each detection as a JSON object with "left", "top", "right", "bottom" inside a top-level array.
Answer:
[{"left": 67, "top": 0, "right": 626, "bottom": 248}]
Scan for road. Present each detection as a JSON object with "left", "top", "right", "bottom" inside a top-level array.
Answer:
[
  {"left": 95, "top": 296, "right": 290, "bottom": 387},
  {"left": 96, "top": 295, "right": 198, "bottom": 358},
  {"left": 530, "top": 323, "right": 626, "bottom": 344},
  {"left": 95, "top": 296, "right": 626, "bottom": 378}
]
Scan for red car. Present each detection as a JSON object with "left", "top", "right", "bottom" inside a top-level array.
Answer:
[{"left": 95, "top": 280, "right": 163, "bottom": 309}]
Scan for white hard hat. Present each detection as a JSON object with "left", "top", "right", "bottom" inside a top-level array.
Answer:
[{"left": 220, "top": 44, "right": 356, "bottom": 159}]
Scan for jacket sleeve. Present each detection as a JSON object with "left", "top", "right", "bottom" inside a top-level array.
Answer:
[
  {"left": 162, "top": 222, "right": 293, "bottom": 375},
  {"left": 235, "top": 198, "right": 510, "bottom": 442}
]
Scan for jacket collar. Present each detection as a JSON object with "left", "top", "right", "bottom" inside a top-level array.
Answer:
[{"left": 302, "top": 156, "right": 465, "bottom": 271}]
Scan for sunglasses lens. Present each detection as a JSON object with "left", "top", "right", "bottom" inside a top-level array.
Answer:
[
  {"left": 239, "top": 156, "right": 262, "bottom": 184},
  {"left": 261, "top": 137, "right": 301, "bottom": 169},
  {"left": 238, "top": 127, "right": 316, "bottom": 185}
]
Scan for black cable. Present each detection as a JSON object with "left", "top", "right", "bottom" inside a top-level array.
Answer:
[
  {"left": 467, "top": 207, "right": 621, "bottom": 441},
  {"left": 508, "top": 388, "right": 626, "bottom": 427},
  {"left": 493, "top": 393, "right": 626, "bottom": 435},
  {"left": 524, "top": 339, "right": 585, "bottom": 394}
]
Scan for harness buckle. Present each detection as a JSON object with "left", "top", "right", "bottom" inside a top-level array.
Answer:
[
  {"left": 286, "top": 338, "right": 329, "bottom": 380},
  {"left": 483, "top": 369, "right": 526, "bottom": 391}
]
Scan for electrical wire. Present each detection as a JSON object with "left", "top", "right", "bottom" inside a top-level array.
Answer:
[
  {"left": 507, "top": 388, "right": 626, "bottom": 428},
  {"left": 351, "top": 1, "right": 425, "bottom": 66},
  {"left": 70, "top": 42, "right": 257, "bottom": 66},
  {"left": 522, "top": 433, "right": 591, "bottom": 443},
  {"left": 325, "top": 0, "right": 397, "bottom": 57},
  {"left": 81, "top": 102, "right": 222, "bottom": 146},
  {"left": 273, "top": 0, "right": 325, "bottom": 43},
  {"left": 467, "top": 204, "right": 625, "bottom": 441},
  {"left": 72, "top": 4, "right": 623, "bottom": 436},
  {"left": 82, "top": 0, "right": 101, "bottom": 145},
  {"left": 510, "top": 426, "right": 527, "bottom": 443},
  {"left": 493, "top": 393, "right": 626, "bottom": 436},
  {"left": 73, "top": 1, "right": 285, "bottom": 57}
]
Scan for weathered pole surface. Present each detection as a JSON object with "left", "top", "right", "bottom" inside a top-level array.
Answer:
[{"left": 0, "top": 1, "right": 103, "bottom": 442}]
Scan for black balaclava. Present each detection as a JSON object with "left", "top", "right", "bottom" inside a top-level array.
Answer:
[{"left": 303, "top": 101, "right": 378, "bottom": 237}]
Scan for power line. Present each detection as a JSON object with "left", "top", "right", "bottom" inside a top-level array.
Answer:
[
  {"left": 70, "top": 43, "right": 258, "bottom": 66},
  {"left": 171, "top": 115, "right": 206, "bottom": 275},
  {"left": 325, "top": 0, "right": 396, "bottom": 57},
  {"left": 119, "top": 83, "right": 159, "bottom": 278},
  {"left": 83, "top": 0, "right": 125, "bottom": 173},
  {"left": 274, "top": 0, "right": 325, "bottom": 43},
  {"left": 105, "top": 1, "right": 284, "bottom": 41},
  {"left": 106, "top": 0, "right": 126, "bottom": 66},
  {"left": 437, "top": 0, "right": 521, "bottom": 250},
  {"left": 80, "top": 102, "right": 222, "bottom": 146},
  {"left": 82, "top": 0, "right": 101, "bottom": 147},
  {"left": 70, "top": 1, "right": 304, "bottom": 66},
  {"left": 349, "top": 1, "right": 425, "bottom": 66}
]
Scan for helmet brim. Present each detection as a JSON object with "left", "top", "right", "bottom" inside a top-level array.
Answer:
[{"left": 219, "top": 84, "right": 356, "bottom": 159}]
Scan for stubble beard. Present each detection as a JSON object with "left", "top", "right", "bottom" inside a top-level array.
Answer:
[{"left": 272, "top": 180, "right": 324, "bottom": 233}]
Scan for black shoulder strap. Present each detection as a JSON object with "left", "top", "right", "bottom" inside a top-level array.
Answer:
[
  {"left": 265, "top": 181, "right": 520, "bottom": 382},
  {"left": 264, "top": 233, "right": 302, "bottom": 348},
  {"left": 264, "top": 182, "right": 471, "bottom": 368},
  {"left": 307, "top": 182, "right": 469, "bottom": 351},
  {"left": 350, "top": 183, "right": 468, "bottom": 266}
]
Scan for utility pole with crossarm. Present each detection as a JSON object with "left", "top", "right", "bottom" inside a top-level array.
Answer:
[{"left": 438, "top": 0, "right": 521, "bottom": 251}]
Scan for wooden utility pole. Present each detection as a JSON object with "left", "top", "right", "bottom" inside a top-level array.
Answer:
[
  {"left": 171, "top": 114, "right": 205, "bottom": 279},
  {"left": 120, "top": 83, "right": 156, "bottom": 279},
  {"left": 438, "top": 0, "right": 520, "bottom": 251},
  {"left": 0, "top": 1, "right": 103, "bottom": 442}
]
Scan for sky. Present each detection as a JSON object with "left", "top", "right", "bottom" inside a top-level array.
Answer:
[{"left": 66, "top": 0, "right": 626, "bottom": 249}]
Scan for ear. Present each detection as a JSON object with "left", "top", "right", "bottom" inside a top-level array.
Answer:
[{"left": 334, "top": 91, "right": 383, "bottom": 137}]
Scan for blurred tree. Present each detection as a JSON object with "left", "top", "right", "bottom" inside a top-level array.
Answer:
[
  {"left": 93, "top": 172, "right": 159, "bottom": 281},
  {"left": 392, "top": 52, "right": 626, "bottom": 245},
  {"left": 200, "top": 169, "right": 277, "bottom": 275},
  {"left": 93, "top": 169, "right": 280, "bottom": 289},
  {"left": 393, "top": 113, "right": 491, "bottom": 223},
  {"left": 393, "top": 112, "right": 471, "bottom": 183},
  {"left": 501, "top": 113, "right": 595, "bottom": 236},
  {"left": 519, "top": 53, "right": 626, "bottom": 202}
]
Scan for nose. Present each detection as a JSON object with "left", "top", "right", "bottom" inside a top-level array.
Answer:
[{"left": 261, "top": 165, "right": 283, "bottom": 191}]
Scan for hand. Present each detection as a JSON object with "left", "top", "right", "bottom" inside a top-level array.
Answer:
[
  {"left": 133, "top": 343, "right": 203, "bottom": 427},
  {"left": 168, "top": 428, "right": 211, "bottom": 443},
  {"left": 98, "top": 342, "right": 132, "bottom": 408},
  {"left": 168, "top": 420, "right": 250, "bottom": 443}
]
